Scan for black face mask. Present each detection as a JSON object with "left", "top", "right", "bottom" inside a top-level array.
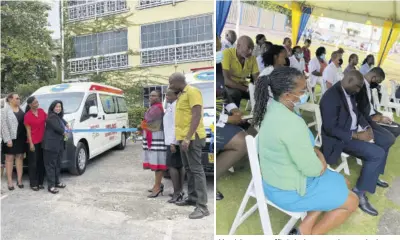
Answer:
[
  {"left": 339, "top": 59, "right": 343, "bottom": 66},
  {"left": 370, "top": 82, "right": 379, "bottom": 89}
]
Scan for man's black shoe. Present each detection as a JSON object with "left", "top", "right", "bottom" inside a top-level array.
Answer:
[
  {"left": 216, "top": 191, "right": 224, "bottom": 201},
  {"left": 175, "top": 198, "right": 196, "bottom": 207},
  {"left": 356, "top": 192, "right": 378, "bottom": 216},
  {"left": 377, "top": 179, "right": 389, "bottom": 188}
]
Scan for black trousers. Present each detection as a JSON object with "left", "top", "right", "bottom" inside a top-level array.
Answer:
[
  {"left": 27, "top": 143, "right": 45, "bottom": 187},
  {"left": 225, "top": 87, "right": 250, "bottom": 108},
  {"left": 43, "top": 149, "right": 63, "bottom": 188}
]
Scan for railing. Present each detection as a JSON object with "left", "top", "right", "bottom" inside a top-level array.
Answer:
[
  {"left": 136, "top": 0, "right": 185, "bottom": 10},
  {"left": 68, "top": 52, "right": 129, "bottom": 75},
  {"left": 140, "top": 41, "right": 213, "bottom": 66},
  {"left": 67, "top": 0, "right": 129, "bottom": 22}
]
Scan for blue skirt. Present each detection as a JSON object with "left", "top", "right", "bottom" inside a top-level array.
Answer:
[{"left": 263, "top": 170, "right": 348, "bottom": 212}]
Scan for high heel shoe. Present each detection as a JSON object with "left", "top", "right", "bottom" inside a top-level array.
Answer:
[
  {"left": 167, "top": 192, "right": 184, "bottom": 203},
  {"left": 147, "top": 183, "right": 164, "bottom": 192},
  {"left": 147, "top": 188, "right": 164, "bottom": 198},
  {"left": 17, "top": 180, "right": 24, "bottom": 189}
]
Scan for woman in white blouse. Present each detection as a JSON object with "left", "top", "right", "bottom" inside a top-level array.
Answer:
[
  {"left": 360, "top": 54, "right": 375, "bottom": 76},
  {"left": 289, "top": 46, "right": 306, "bottom": 73},
  {"left": 163, "top": 89, "right": 185, "bottom": 203},
  {"left": 308, "top": 47, "right": 328, "bottom": 93},
  {"left": 259, "top": 44, "right": 287, "bottom": 77}
]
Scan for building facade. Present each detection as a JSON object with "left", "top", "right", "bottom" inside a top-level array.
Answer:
[{"left": 64, "top": 0, "right": 214, "bottom": 84}]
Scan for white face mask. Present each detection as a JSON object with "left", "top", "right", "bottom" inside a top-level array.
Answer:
[
  {"left": 320, "top": 54, "right": 326, "bottom": 60},
  {"left": 296, "top": 53, "right": 304, "bottom": 59}
]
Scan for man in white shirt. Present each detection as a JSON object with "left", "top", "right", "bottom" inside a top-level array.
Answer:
[
  {"left": 221, "top": 30, "right": 237, "bottom": 51},
  {"left": 323, "top": 51, "right": 343, "bottom": 89},
  {"left": 289, "top": 46, "right": 306, "bottom": 73}
]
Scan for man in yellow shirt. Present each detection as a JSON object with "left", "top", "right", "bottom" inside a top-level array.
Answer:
[
  {"left": 222, "top": 35, "right": 259, "bottom": 107},
  {"left": 169, "top": 72, "right": 209, "bottom": 219}
]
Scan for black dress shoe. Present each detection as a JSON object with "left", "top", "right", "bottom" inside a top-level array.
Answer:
[
  {"left": 216, "top": 191, "right": 224, "bottom": 201},
  {"left": 377, "top": 179, "right": 389, "bottom": 188},
  {"left": 289, "top": 227, "right": 301, "bottom": 235},
  {"left": 175, "top": 198, "right": 197, "bottom": 207},
  {"left": 356, "top": 192, "right": 378, "bottom": 216}
]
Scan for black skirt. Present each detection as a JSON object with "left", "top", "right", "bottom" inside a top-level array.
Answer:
[
  {"left": 2, "top": 136, "right": 26, "bottom": 155},
  {"left": 166, "top": 145, "right": 183, "bottom": 168}
]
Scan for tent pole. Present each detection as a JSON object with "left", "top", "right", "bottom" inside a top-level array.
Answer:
[{"left": 236, "top": 0, "right": 241, "bottom": 36}]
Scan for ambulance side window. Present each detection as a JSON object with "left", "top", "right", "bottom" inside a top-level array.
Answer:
[
  {"left": 80, "top": 94, "right": 97, "bottom": 122},
  {"left": 100, "top": 94, "right": 116, "bottom": 114}
]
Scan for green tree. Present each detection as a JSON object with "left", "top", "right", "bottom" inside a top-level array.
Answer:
[{"left": 1, "top": 1, "right": 56, "bottom": 93}]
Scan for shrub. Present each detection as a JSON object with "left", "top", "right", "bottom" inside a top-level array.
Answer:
[{"left": 128, "top": 106, "right": 146, "bottom": 129}]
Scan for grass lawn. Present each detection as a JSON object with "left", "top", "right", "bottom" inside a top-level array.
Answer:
[{"left": 216, "top": 96, "right": 400, "bottom": 235}]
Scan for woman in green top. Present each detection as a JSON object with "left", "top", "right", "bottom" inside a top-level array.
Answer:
[{"left": 253, "top": 67, "right": 359, "bottom": 235}]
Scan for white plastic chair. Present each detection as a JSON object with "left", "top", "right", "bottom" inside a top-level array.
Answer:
[
  {"left": 389, "top": 80, "right": 400, "bottom": 104},
  {"left": 248, "top": 83, "right": 256, "bottom": 114},
  {"left": 371, "top": 88, "right": 394, "bottom": 120},
  {"left": 298, "top": 103, "right": 318, "bottom": 130},
  {"left": 312, "top": 104, "right": 362, "bottom": 175},
  {"left": 380, "top": 84, "right": 400, "bottom": 117},
  {"left": 229, "top": 135, "right": 306, "bottom": 235}
]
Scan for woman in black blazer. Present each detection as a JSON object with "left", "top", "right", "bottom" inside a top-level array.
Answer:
[{"left": 42, "top": 100, "right": 68, "bottom": 194}]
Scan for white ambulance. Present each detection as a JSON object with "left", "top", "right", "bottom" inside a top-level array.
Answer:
[{"left": 24, "top": 82, "right": 129, "bottom": 175}]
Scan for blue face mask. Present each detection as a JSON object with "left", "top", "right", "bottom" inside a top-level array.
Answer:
[
  {"left": 291, "top": 92, "right": 309, "bottom": 108},
  {"left": 320, "top": 54, "right": 325, "bottom": 60},
  {"left": 216, "top": 51, "right": 223, "bottom": 64},
  {"left": 296, "top": 53, "right": 304, "bottom": 59}
]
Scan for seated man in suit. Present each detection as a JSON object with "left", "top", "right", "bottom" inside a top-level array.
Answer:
[
  {"left": 320, "top": 70, "right": 389, "bottom": 216},
  {"left": 355, "top": 67, "right": 400, "bottom": 138}
]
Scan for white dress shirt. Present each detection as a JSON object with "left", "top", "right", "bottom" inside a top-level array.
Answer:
[
  {"left": 256, "top": 55, "right": 265, "bottom": 73},
  {"left": 342, "top": 87, "right": 358, "bottom": 131},
  {"left": 163, "top": 101, "right": 177, "bottom": 145},
  {"left": 289, "top": 55, "right": 306, "bottom": 72},
  {"left": 323, "top": 62, "right": 341, "bottom": 86},
  {"left": 221, "top": 39, "right": 234, "bottom": 51},
  {"left": 364, "top": 79, "right": 376, "bottom": 116},
  {"left": 360, "top": 63, "right": 371, "bottom": 76}
]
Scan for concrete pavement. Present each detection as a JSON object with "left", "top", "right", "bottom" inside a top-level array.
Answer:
[{"left": 1, "top": 142, "right": 214, "bottom": 240}]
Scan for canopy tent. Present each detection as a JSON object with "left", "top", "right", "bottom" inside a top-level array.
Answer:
[
  {"left": 216, "top": 0, "right": 232, "bottom": 37},
  {"left": 274, "top": 0, "right": 400, "bottom": 66},
  {"left": 224, "top": 0, "right": 400, "bottom": 66}
]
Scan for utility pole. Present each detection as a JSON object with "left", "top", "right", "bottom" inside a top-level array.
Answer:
[{"left": 60, "top": 0, "right": 65, "bottom": 83}]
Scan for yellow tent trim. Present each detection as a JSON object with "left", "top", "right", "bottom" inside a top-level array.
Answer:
[
  {"left": 377, "top": 21, "right": 400, "bottom": 66},
  {"left": 291, "top": 2, "right": 301, "bottom": 46}
]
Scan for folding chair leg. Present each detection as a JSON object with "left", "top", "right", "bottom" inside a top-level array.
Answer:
[
  {"left": 229, "top": 182, "right": 254, "bottom": 235},
  {"left": 336, "top": 155, "right": 350, "bottom": 176},
  {"left": 356, "top": 158, "right": 363, "bottom": 166},
  {"left": 279, "top": 216, "right": 300, "bottom": 235}
]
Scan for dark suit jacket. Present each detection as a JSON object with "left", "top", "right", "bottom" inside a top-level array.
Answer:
[
  {"left": 42, "top": 113, "right": 66, "bottom": 153},
  {"left": 320, "top": 82, "right": 369, "bottom": 165},
  {"left": 355, "top": 84, "right": 381, "bottom": 124}
]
